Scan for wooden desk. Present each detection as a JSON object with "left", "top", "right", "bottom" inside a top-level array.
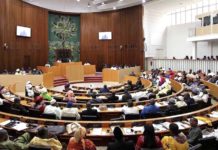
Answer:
[
  {"left": 84, "top": 65, "right": 96, "bottom": 75},
  {"left": 103, "top": 67, "right": 141, "bottom": 82}
]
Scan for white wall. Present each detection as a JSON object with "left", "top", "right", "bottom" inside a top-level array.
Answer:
[
  {"left": 166, "top": 23, "right": 196, "bottom": 59},
  {"left": 143, "top": 8, "right": 168, "bottom": 58},
  {"left": 143, "top": 0, "right": 218, "bottom": 59},
  {"left": 166, "top": 23, "right": 218, "bottom": 59}
]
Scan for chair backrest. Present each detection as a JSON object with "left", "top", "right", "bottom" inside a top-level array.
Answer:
[
  {"left": 29, "top": 144, "right": 51, "bottom": 150},
  {"left": 125, "top": 114, "right": 140, "bottom": 120},
  {"left": 61, "top": 116, "right": 76, "bottom": 120},
  {"left": 198, "top": 136, "right": 217, "bottom": 150},
  {"left": 42, "top": 113, "right": 56, "bottom": 119},
  {"left": 10, "top": 107, "right": 21, "bottom": 114},
  {"left": 29, "top": 109, "right": 42, "bottom": 117},
  {"left": 81, "top": 115, "right": 98, "bottom": 121}
]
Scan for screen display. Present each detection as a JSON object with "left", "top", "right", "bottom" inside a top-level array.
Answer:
[
  {"left": 16, "top": 26, "right": 31, "bottom": 37},
  {"left": 99, "top": 32, "right": 112, "bottom": 40}
]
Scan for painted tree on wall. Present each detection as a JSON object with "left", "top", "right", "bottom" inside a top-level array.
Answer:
[{"left": 48, "top": 13, "right": 80, "bottom": 63}]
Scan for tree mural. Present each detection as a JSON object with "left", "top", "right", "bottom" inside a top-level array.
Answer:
[{"left": 48, "top": 14, "right": 80, "bottom": 63}]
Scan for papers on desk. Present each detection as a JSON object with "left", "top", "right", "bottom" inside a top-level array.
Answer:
[
  {"left": 123, "top": 128, "right": 134, "bottom": 135},
  {"left": 209, "top": 111, "right": 218, "bottom": 118},
  {"left": 153, "top": 123, "right": 168, "bottom": 132},
  {"left": 155, "top": 101, "right": 168, "bottom": 107},
  {"left": 175, "top": 122, "right": 190, "bottom": 130},
  {"left": 137, "top": 105, "right": 144, "bottom": 110},
  {"left": 187, "top": 118, "right": 205, "bottom": 125},
  {"left": 161, "top": 122, "right": 171, "bottom": 129},
  {"left": 132, "top": 126, "right": 144, "bottom": 132},
  {"left": 203, "top": 129, "right": 218, "bottom": 140},
  {"left": 91, "top": 128, "right": 102, "bottom": 135},
  {"left": 0, "top": 120, "right": 28, "bottom": 131}
]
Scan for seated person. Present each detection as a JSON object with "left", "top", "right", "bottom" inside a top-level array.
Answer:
[
  {"left": 87, "top": 88, "right": 97, "bottom": 97},
  {"left": 107, "top": 92, "right": 119, "bottom": 103},
  {"left": 63, "top": 90, "right": 77, "bottom": 103},
  {"left": 135, "top": 124, "right": 162, "bottom": 150},
  {"left": 61, "top": 101, "right": 80, "bottom": 120},
  {"left": 121, "top": 89, "right": 132, "bottom": 102},
  {"left": 32, "top": 96, "right": 46, "bottom": 113},
  {"left": 11, "top": 97, "right": 28, "bottom": 115},
  {"left": 25, "top": 81, "right": 34, "bottom": 97},
  {"left": 44, "top": 62, "right": 51, "bottom": 67},
  {"left": 0, "top": 129, "right": 31, "bottom": 150},
  {"left": 15, "top": 68, "right": 22, "bottom": 75},
  {"left": 122, "top": 100, "right": 139, "bottom": 116},
  {"left": 201, "top": 90, "right": 209, "bottom": 104},
  {"left": 99, "top": 85, "right": 110, "bottom": 93},
  {"left": 129, "top": 71, "right": 136, "bottom": 76},
  {"left": 81, "top": 102, "right": 99, "bottom": 118},
  {"left": 140, "top": 99, "right": 160, "bottom": 118},
  {"left": 107, "top": 126, "right": 134, "bottom": 150},
  {"left": 135, "top": 77, "right": 143, "bottom": 89},
  {"left": 67, "top": 126, "right": 96, "bottom": 150},
  {"left": 183, "top": 93, "right": 195, "bottom": 106},
  {"left": 188, "top": 118, "right": 202, "bottom": 145},
  {"left": 161, "top": 123, "right": 189, "bottom": 150},
  {"left": 90, "top": 94, "right": 103, "bottom": 103},
  {"left": 191, "top": 91, "right": 202, "bottom": 102},
  {"left": 165, "top": 98, "right": 178, "bottom": 114},
  {"left": 29, "top": 127, "right": 62, "bottom": 150},
  {"left": 40, "top": 87, "right": 52, "bottom": 101},
  {"left": 43, "top": 99, "right": 61, "bottom": 119},
  {"left": 175, "top": 96, "right": 187, "bottom": 108},
  {"left": 125, "top": 80, "right": 134, "bottom": 91},
  {"left": 63, "top": 83, "right": 72, "bottom": 92}
]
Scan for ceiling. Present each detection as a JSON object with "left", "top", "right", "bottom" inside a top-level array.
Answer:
[{"left": 23, "top": 0, "right": 154, "bottom": 13}]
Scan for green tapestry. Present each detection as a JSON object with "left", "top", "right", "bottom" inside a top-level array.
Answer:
[{"left": 48, "top": 13, "right": 80, "bottom": 64}]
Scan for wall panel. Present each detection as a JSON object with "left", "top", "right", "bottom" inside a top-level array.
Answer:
[
  {"left": 0, "top": 0, "right": 48, "bottom": 72},
  {"left": 80, "top": 5, "right": 144, "bottom": 71}
]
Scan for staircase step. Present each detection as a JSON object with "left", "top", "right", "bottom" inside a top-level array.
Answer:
[{"left": 53, "top": 76, "right": 69, "bottom": 87}]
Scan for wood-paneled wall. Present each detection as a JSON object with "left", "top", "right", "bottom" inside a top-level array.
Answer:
[
  {"left": 80, "top": 5, "right": 144, "bottom": 71},
  {"left": 0, "top": 0, "right": 48, "bottom": 72},
  {"left": 0, "top": 1, "right": 144, "bottom": 72}
]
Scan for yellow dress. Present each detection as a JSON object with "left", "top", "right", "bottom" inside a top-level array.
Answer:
[{"left": 161, "top": 136, "right": 189, "bottom": 150}]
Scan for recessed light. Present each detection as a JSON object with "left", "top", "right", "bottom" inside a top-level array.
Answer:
[
  {"left": 113, "top": 6, "right": 116, "bottom": 10},
  {"left": 101, "top": 2, "right": 105, "bottom": 5},
  {"left": 142, "top": 0, "right": 146, "bottom": 3},
  {"left": 77, "top": 0, "right": 80, "bottom": 2}
]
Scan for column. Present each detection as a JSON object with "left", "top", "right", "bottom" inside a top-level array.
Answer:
[{"left": 192, "top": 42, "right": 197, "bottom": 59}]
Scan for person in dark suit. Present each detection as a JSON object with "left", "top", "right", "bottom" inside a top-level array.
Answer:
[
  {"left": 107, "top": 92, "right": 119, "bottom": 103},
  {"left": 81, "top": 102, "right": 99, "bottom": 118},
  {"left": 99, "top": 85, "right": 110, "bottom": 93},
  {"left": 107, "top": 126, "right": 134, "bottom": 150},
  {"left": 135, "top": 77, "right": 143, "bottom": 89},
  {"left": 121, "top": 89, "right": 132, "bottom": 102},
  {"left": 89, "top": 94, "right": 103, "bottom": 103}
]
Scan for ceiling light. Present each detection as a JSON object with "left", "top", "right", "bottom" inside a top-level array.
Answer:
[
  {"left": 119, "top": 0, "right": 123, "bottom": 1},
  {"left": 88, "top": 2, "right": 91, "bottom": 7},
  {"left": 142, "top": 0, "right": 146, "bottom": 3},
  {"left": 101, "top": 2, "right": 105, "bottom": 5},
  {"left": 113, "top": 6, "right": 116, "bottom": 10},
  {"left": 77, "top": 0, "right": 80, "bottom": 2}
]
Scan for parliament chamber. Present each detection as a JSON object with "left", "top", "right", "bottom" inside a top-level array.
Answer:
[{"left": 1, "top": 0, "right": 218, "bottom": 150}]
